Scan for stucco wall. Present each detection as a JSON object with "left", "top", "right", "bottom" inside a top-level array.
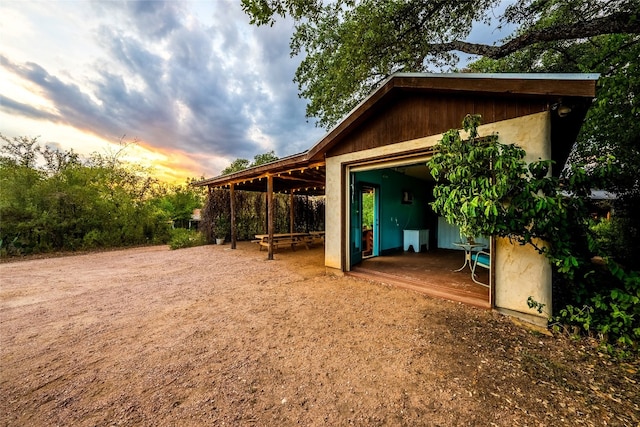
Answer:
[
  {"left": 495, "top": 237, "right": 552, "bottom": 325},
  {"left": 324, "top": 158, "right": 343, "bottom": 270},
  {"left": 487, "top": 112, "right": 553, "bottom": 323},
  {"left": 325, "top": 112, "right": 553, "bottom": 322}
]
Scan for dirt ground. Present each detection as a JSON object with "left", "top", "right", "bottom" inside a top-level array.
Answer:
[{"left": 1, "top": 243, "right": 638, "bottom": 426}]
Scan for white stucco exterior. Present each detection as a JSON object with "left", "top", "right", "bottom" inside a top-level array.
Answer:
[{"left": 490, "top": 113, "right": 553, "bottom": 324}]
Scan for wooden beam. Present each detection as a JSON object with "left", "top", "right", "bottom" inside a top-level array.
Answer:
[
  {"left": 276, "top": 175, "right": 325, "bottom": 185},
  {"left": 267, "top": 175, "right": 274, "bottom": 260},
  {"left": 193, "top": 161, "right": 326, "bottom": 189},
  {"left": 230, "top": 183, "right": 236, "bottom": 250}
]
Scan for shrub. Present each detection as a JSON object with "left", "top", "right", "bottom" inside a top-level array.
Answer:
[
  {"left": 82, "top": 229, "right": 103, "bottom": 249},
  {"left": 168, "top": 228, "right": 206, "bottom": 250},
  {"left": 552, "top": 261, "right": 639, "bottom": 355}
]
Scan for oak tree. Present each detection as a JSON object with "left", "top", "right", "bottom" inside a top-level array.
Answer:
[{"left": 242, "top": 0, "right": 640, "bottom": 128}]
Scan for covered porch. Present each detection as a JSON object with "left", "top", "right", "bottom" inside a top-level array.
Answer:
[{"left": 193, "top": 137, "right": 492, "bottom": 309}]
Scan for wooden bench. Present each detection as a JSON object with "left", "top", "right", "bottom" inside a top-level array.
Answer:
[
  {"left": 258, "top": 238, "right": 294, "bottom": 251},
  {"left": 301, "top": 234, "right": 324, "bottom": 247},
  {"left": 253, "top": 232, "right": 324, "bottom": 251},
  {"left": 255, "top": 235, "right": 309, "bottom": 251},
  {"left": 307, "top": 232, "right": 325, "bottom": 246}
]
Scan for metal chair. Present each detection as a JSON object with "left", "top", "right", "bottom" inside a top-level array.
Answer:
[{"left": 471, "top": 250, "right": 490, "bottom": 287}]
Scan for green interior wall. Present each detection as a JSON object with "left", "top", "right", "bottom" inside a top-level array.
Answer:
[{"left": 354, "top": 169, "right": 435, "bottom": 252}]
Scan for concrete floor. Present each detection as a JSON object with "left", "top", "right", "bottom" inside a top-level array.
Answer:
[{"left": 349, "top": 249, "right": 490, "bottom": 309}]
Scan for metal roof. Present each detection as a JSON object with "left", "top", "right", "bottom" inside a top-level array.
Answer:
[{"left": 391, "top": 72, "right": 600, "bottom": 80}]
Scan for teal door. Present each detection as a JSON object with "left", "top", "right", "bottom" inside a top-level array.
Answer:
[
  {"left": 350, "top": 180, "right": 379, "bottom": 268},
  {"left": 361, "top": 185, "right": 378, "bottom": 258},
  {"left": 349, "top": 177, "right": 363, "bottom": 267}
]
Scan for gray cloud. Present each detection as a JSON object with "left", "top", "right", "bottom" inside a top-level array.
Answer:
[
  {"left": 1, "top": 55, "right": 121, "bottom": 137},
  {"left": 2, "top": 0, "right": 323, "bottom": 175},
  {"left": 0, "top": 93, "right": 58, "bottom": 123},
  {"left": 98, "top": 28, "right": 165, "bottom": 93},
  {"left": 92, "top": 0, "right": 185, "bottom": 41},
  {"left": 126, "top": 0, "right": 184, "bottom": 39},
  {"left": 2, "top": 0, "right": 516, "bottom": 176}
]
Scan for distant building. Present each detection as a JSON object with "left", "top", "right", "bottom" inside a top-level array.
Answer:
[{"left": 189, "top": 209, "right": 202, "bottom": 230}]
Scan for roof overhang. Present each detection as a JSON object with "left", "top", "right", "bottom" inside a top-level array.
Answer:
[
  {"left": 306, "top": 73, "right": 599, "bottom": 162},
  {"left": 193, "top": 152, "right": 326, "bottom": 196}
]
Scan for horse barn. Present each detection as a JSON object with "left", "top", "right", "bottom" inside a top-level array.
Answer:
[{"left": 195, "top": 73, "right": 599, "bottom": 325}]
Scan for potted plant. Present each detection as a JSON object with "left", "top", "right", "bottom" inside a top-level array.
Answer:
[{"left": 214, "top": 217, "right": 229, "bottom": 245}]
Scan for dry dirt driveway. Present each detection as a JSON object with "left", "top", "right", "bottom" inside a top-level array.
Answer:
[{"left": 1, "top": 243, "right": 638, "bottom": 426}]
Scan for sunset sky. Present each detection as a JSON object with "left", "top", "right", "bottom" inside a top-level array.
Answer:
[{"left": 1, "top": 0, "right": 511, "bottom": 183}]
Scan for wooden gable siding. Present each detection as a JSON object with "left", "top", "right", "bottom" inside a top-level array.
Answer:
[{"left": 326, "top": 91, "right": 548, "bottom": 158}]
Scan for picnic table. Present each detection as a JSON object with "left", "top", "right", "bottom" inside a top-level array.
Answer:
[{"left": 253, "top": 232, "right": 325, "bottom": 251}]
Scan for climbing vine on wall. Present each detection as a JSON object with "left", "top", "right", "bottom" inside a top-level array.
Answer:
[
  {"left": 428, "top": 115, "right": 639, "bottom": 352},
  {"left": 428, "top": 114, "right": 568, "bottom": 265}
]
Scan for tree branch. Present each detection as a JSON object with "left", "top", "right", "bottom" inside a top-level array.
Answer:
[{"left": 426, "top": 12, "right": 640, "bottom": 59}]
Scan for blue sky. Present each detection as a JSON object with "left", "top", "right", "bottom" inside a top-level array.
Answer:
[{"left": 1, "top": 0, "right": 511, "bottom": 182}]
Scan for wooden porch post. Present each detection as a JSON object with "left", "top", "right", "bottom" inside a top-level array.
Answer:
[
  {"left": 289, "top": 192, "right": 295, "bottom": 235},
  {"left": 267, "top": 175, "right": 274, "bottom": 260},
  {"left": 230, "top": 183, "right": 236, "bottom": 249}
]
